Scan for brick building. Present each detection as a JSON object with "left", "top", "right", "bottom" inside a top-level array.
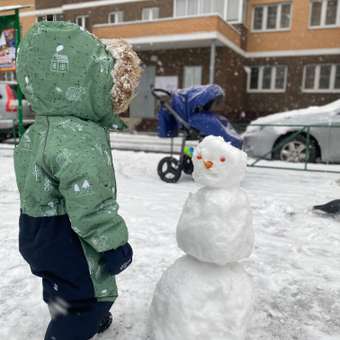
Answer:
[{"left": 7, "top": 0, "right": 340, "bottom": 127}]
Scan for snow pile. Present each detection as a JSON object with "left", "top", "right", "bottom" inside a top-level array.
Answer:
[
  {"left": 1, "top": 143, "right": 340, "bottom": 339},
  {"left": 149, "top": 136, "right": 254, "bottom": 340}
]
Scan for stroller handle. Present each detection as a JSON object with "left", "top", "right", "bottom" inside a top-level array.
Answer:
[
  {"left": 153, "top": 88, "right": 192, "bottom": 132},
  {"left": 152, "top": 88, "right": 172, "bottom": 101}
]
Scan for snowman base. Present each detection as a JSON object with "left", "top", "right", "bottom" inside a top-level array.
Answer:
[{"left": 149, "top": 255, "right": 253, "bottom": 340}]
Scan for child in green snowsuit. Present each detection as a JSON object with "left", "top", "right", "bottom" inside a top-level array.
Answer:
[{"left": 14, "top": 21, "right": 141, "bottom": 339}]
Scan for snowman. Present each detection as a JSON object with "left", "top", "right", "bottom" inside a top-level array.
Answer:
[{"left": 149, "top": 136, "right": 255, "bottom": 340}]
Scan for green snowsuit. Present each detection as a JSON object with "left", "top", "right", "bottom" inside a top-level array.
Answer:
[{"left": 14, "top": 21, "right": 128, "bottom": 303}]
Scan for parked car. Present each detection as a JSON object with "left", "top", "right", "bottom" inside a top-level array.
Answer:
[
  {"left": 243, "top": 99, "right": 340, "bottom": 163},
  {"left": 0, "top": 83, "right": 34, "bottom": 141}
]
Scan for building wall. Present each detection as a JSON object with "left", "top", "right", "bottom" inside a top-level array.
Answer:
[
  {"left": 215, "top": 47, "right": 247, "bottom": 119},
  {"left": 245, "top": 54, "right": 340, "bottom": 118},
  {"left": 35, "top": 0, "right": 64, "bottom": 9},
  {"left": 246, "top": 0, "right": 340, "bottom": 52},
  {"left": 14, "top": 0, "right": 340, "bottom": 125},
  {"left": 20, "top": 15, "right": 37, "bottom": 35},
  {"left": 93, "top": 16, "right": 242, "bottom": 49},
  {"left": 138, "top": 46, "right": 246, "bottom": 117},
  {"left": 138, "top": 47, "right": 211, "bottom": 89},
  {"left": 53, "top": 0, "right": 173, "bottom": 31}
]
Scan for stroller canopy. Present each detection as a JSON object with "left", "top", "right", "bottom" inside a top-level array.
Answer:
[
  {"left": 158, "top": 84, "right": 242, "bottom": 148},
  {"left": 171, "top": 84, "right": 224, "bottom": 120}
]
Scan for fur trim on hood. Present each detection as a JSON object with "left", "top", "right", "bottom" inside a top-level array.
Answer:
[{"left": 102, "top": 39, "right": 142, "bottom": 113}]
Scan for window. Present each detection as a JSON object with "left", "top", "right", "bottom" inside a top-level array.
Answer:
[
  {"left": 319, "top": 65, "right": 332, "bottom": 89},
  {"left": 188, "top": 0, "right": 199, "bottom": 15},
  {"left": 0, "top": 71, "right": 16, "bottom": 82},
  {"left": 227, "top": 0, "right": 240, "bottom": 21},
  {"left": 303, "top": 64, "right": 340, "bottom": 92},
  {"left": 252, "top": 3, "right": 292, "bottom": 31},
  {"left": 175, "top": 0, "right": 187, "bottom": 17},
  {"left": 109, "top": 11, "right": 124, "bottom": 24},
  {"left": 275, "top": 66, "right": 287, "bottom": 89},
  {"left": 174, "top": 0, "right": 243, "bottom": 22},
  {"left": 262, "top": 66, "right": 272, "bottom": 89},
  {"left": 76, "top": 16, "right": 89, "bottom": 29},
  {"left": 248, "top": 65, "right": 288, "bottom": 92},
  {"left": 253, "top": 7, "right": 264, "bottom": 30},
  {"left": 37, "top": 14, "right": 63, "bottom": 22},
  {"left": 304, "top": 65, "right": 316, "bottom": 89},
  {"left": 335, "top": 65, "right": 340, "bottom": 89},
  {"left": 184, "top": 66, "right": 202, "bottom": 88},
  {"left": 250, "top": 67, "right": 259, "bottom": 90},
  {"left": 310, "top": 0, "right": 340, "bottom": 27},
  {"left": 200, "top": 0, "right": 211, "bottom": 13},
  {"left": 280, "top": 3, "right": 292, "bottom": 28},
  {"left": 200, "top": 0, "right": 225, "bottom": 17},
  {"left": 267, "top": 5, "right": 278, "bottom": 29},
  {"left": 142, "top": 7, "right": 160, "bottom": 21}
]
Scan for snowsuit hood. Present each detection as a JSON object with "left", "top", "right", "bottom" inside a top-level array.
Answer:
[{"left": 17, "top": 21, "right": 122, "bottom": 128}]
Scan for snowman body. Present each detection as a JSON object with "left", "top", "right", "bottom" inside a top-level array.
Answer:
[
  {"left": 177, "top": 186, "right": 253, "bottom": 265},
  {"left": 149, "top": 256, "right": 253, "bottom": 340},
  {"left": 149, "top": 136, "right": 254, "bottom": 340}
]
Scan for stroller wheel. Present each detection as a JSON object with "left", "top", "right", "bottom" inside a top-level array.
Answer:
[
  {"left": 157, "top": 157, "right": 182, "bottom": 183},
  {"left": 182, "top": 155, "right": 194, "bottom": 175}
]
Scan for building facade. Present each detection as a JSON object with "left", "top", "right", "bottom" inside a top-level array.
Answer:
[{"left": 9, "top": 0, "right": 340, "bottom": 127}]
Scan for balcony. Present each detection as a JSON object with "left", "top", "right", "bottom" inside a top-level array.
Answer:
[{"left": 92, "top": 15, "right": 244, "bottom": 53}]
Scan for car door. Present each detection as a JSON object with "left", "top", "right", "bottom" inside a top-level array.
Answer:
[{"left": 329, "top": 111, "right": 340, "bottom": 162}]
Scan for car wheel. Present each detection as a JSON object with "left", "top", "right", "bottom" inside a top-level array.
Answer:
[
  {"left": 273, "top": 135, "right": 318, "bottom": 163},
  {"left": 157, "top": 157, "right": 182, "bottom": 183}
]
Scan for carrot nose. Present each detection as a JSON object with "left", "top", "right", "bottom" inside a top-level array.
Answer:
[{"left": 204, "top": 160, "right": 214, "bottom": 169}]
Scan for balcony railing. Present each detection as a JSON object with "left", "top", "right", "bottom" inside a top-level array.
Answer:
[{"left": 93, "top": 15, "right": 242, "bottom": 49}]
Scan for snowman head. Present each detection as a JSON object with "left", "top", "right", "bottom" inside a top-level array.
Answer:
[{"left": 192, "top": 136, "right": 247, "bottom": 189}]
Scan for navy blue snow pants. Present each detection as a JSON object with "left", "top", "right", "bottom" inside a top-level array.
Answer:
[{"left": 44, "top": 301, "right": 113, "bottom": 340}]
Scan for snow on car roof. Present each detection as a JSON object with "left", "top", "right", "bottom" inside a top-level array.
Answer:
[{"left": 251, "top": 99, "right": 340, "bottom": 125}]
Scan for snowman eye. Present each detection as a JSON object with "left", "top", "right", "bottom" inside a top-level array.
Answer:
[
  {"left": 196, "top": 154, "right": 202, "bottom": 160},
  {"left": 220, "top": 157, "right": 226, "bottom": 162}
]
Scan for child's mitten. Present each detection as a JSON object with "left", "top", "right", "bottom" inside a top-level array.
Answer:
[{"left": 101, "top": 243, "right": 133, "bottom": 275}]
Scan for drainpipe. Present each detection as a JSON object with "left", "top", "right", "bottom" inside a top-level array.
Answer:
[{"left": 209, "top": 40, "right": 216, "bottom": 84}]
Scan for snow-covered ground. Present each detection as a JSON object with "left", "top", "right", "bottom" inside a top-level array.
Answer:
[{"left": 1, "top": 145, "right": 340, "bottom": 340}]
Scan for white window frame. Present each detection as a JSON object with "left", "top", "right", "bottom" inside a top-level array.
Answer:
[
  {"left": 252, "top": 2, "right": 293, "bottom": 32},
  {"left": 247, "top": 65, "right": 288, "bottom": 93},
  {"left": 302, "top": 64, "right": 340, "bottom": 93},
  {"left": 225, "top": 0, "right": 244, "bottom": 22},
  {"left": 142, "top": 7, "right": 160, "bottom": 21},
  {"left": 108, "top": 11, "right": 124, "bottom": 24},
  {"left": 173, "top": 0, "right": 245, "bottom": 23},
  {"left": 309, "top": 0, "right": 340, "bottom": 28},
  {"left": 76, "top": 15, "right": 89, "bottom": 29}
]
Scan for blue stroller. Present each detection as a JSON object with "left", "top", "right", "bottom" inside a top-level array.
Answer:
[{"left": 153, "top": 84, "right": 243, "bottom": 183}]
